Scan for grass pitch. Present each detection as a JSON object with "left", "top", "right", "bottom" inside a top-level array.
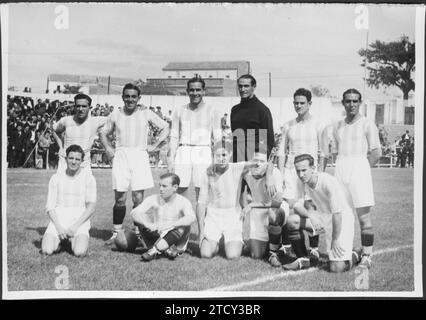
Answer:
[{"left": 5, "top": 167, "right": 415, "bottom": 293}]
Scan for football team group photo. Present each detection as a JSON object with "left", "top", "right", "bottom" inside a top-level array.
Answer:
[{"left": 3, "top": 3, "right": 422, "bottom": 296}]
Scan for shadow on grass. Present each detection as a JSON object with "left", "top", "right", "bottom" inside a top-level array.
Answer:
[
  {"left": 89, "top": 228, "right": 113, "bottom": 241},
  {"left": 26, "top": 226, "right": 113, "bottom": 241}
]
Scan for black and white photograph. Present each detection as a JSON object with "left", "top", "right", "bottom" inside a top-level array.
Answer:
[{"left": 1, "top": 2, "right": 424, "bottom": 299}]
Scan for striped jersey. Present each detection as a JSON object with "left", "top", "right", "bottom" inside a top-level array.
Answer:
[
  {"left": 332, "top": 116, "right": 380, "bottom": 157},
  {"left": 46, "top": 170, "right": 97, "bottom": 211},
  {"left": 278, "top": 116, "right": 325, "bottom": 168},
  {"left": 53, "top": 116, "right": 108, "bottom": 161},
  {"left": 198, "top": 162, "right": 247, "bottom": 209},
  {"left": 170, "top": 102, "right": 222, "bottom": 145},
  {"left": 102, "top": 106, "right": 168, "bottom": 149}
]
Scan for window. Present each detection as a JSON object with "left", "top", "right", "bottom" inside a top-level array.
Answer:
[{"left": 404, "top": 106, "right": 414, "bottom": 125}]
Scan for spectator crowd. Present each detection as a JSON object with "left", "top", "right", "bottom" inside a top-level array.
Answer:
[{"left": 6, "top": 95, "right": 176, "bottom": 169}]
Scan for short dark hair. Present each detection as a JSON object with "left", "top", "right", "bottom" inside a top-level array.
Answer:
[
  {"left": 160, "top": 172, "right": 180, "bottom": 187},
  {"left": 293, "top": 88, "right": 312, "bottom": 102},
  {"left": 66, "top": 144, "right": 85, "bottom": 160},
  {"left": 74, "top": 93, "right": 92, "bottom": 106},
  {"left": 122, "top": 83, "right": 141, "bottom": 96},
  {"left": 237, "top": 74, "right": 256, "bottom": 86},
  {"left": 294, "top": 153, "right": 314, "bottom": 166},
  {"left": 342, "top": 88, "right": 362, "bottom": 102},
  {"left": 187, "top": 76, "right": 205, "bottom": 90}
]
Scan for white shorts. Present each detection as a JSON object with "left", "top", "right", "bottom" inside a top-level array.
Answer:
[
  {"left": 174, "top": 146, "right": 211, "bottom": 188},
  {"left": 244, "top": 202, "right": 290, "bottom": 242},
  {"left": 204, "top": 206, "right": 243, "bottom": 244},
  {"left": 44, "top": 207, "right": 91, "bottom": 239},
  {"left": 57, "top": 156, "right": 92, "bottom": 174},
  {"left": 335, "top": 156, "right": 374, "bottom": 208},
  {"left": 311, "top": 211, "right": 354, "bottom": 261},
  {"left": 112, "top": 148, "right": 154, "bottom": 192}
]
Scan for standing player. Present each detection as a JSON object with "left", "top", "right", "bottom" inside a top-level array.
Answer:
[
  {"left": 325, "top": 89, "right": 381, "bottom": 268},
  {"left": 131, "top": 173, "right": 196, "bottom": 261},
  {"left": 242, "top": 152, "right": 289, "bottom": 266},
  {"left": 52, "top": 93, "right": 108, "bottom": 173},
  {"left": 100, "top": 83, "right": 170, "bottom": 244},
  {"left": 169, "top": 76, "right": 222, "bottom": 201},
  {"left": 41, "top": 144, "right": 96, "bottom": 257},
  {"left": 277, "top": 88, "right": 327, "bottom": 257},
  {"left": 231, "top": 74, "right": 274, "bottom": 162},
  {"left": 283, "top": 154, "right": 360, "bottom": 272},
  {"left": 197, "top": 140, "right": 263, "bottom": 260}
]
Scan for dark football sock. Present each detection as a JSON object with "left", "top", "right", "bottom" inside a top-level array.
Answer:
[
  {"left": 288, "top": 229, "right": 307, "bottom": 258},
  {"left": 281, "top": 225, "right": 291, "bottom": 246},
  {"left": 113, "top": 204, "right": 126, "bottom": 225},
  {"left": 361, "top": 228, "right": 374, "bottom": 255},
  {"left": 309, "top": 234, "right": 319, "bottom": 249},
  {"left": 268, "top": 225, "right": 282, "bottom": 252}
]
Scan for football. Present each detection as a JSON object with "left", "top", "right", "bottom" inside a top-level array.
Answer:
[{"left": 114, "top": 229, "right": 139, "bottom": 252}]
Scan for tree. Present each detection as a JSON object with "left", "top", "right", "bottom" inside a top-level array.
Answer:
[
  {"left": 359, "top": 35, "right": 415, "bottom": 105},
  {"left": 310, "top": 85, "right": 330, "bottom": 97}
]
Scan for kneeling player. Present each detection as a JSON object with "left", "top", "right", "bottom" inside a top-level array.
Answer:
[
  {"left": 131, "top": 173, "right": 196, "bottom": 261},
  {"left": 197, "top": 140, "right": 262, "bottom": 260},
  {"left": 242, "top": 152, "right": 289, "bottom": 266},
  {"left": 283, "top": 154, "right": 359, "bottom": 272},
  {"left": 41, "top": 144, "right": 97, "bottom": 257}
]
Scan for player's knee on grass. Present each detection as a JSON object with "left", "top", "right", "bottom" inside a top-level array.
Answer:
[
  {"left": 286, "top": 214, "right": 301, "bottom": 231},
  {"left": 72, "top": 235, "right": 89, "bottom": 257},
  {"left": 249, "top": 240, "right": 267, "bottom": 259},
  {"left": 41, "top": 234, "right": 60, "bottom": 255},
  {"left": 200, "top": 239, "right": 218, "bottom": 259},
  {"left": 329, "top": 261, "right": 348, "bottom": 273},
  {"left": 225, "top": 241, "right": 243, "bottom": 260}
]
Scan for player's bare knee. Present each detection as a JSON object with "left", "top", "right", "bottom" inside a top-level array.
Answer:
[
  {"left": 226, "top": 251, "right": 241, "bottom": 260},
  {"left": 250, "top": 250, "right": 264, "bottom": 259},
  {"left": 41, "top": 246, "right": 55, "bottom": 256},
  {"left": 132, "top": 191, "right": 144, "bottom": 206},
  {"left": 200, "top": 248, "right": 214, "bottom": 259},
  {"left": 286, "top": 215, "right": 300, "bottom": 230},
  {"left": 329, "top": 261, "right": 347, "bottom": 273},
  {"left": 73, "top": 247, "right": 87, "bottom": 257}
]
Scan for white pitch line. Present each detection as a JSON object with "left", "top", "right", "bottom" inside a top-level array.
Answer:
[{"left": 205, "top": 244, "right": 413, "bottom": 291}]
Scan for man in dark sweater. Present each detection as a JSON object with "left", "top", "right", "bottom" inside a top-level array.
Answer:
[{"left": 231, "top": 74, "right": 274, "bottom": 163}]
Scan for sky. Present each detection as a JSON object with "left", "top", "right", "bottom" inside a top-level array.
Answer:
[{"left": 4, "top": 2, "right": 418, "bottom": 98}]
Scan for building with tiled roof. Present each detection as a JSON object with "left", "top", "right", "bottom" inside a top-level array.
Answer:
[
  {"left": 47, "top": 74, "right": 136, "bottom": 94},
  {"left": 144, "top": 61, "right": 250, "bottom": 96}
]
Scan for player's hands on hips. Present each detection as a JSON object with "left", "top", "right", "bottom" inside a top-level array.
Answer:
[
  {"left": 105, "top": 147, "right": 115, "bottom": 161},
  {"left": 331, "top": 239, "right": 344, "bottom": 258}
]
